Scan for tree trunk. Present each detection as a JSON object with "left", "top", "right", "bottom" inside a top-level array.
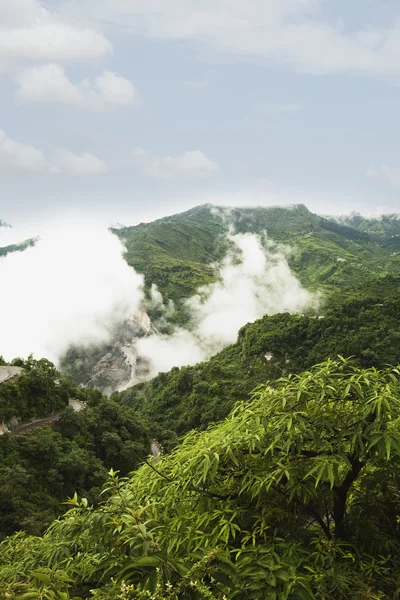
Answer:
[{"left": 333, "top": 458, "right": 365, "bottom": 539}]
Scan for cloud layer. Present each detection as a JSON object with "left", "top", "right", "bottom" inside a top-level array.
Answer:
[
  {"left": 0, "top": 130, "right": 107, "bottom": 176},
  {"left": 132, "top": 149, "right": 219, "bottom": 180},
  {"left": 4, "top": 1, "right": 400, "bottom": 79},
  {"left": 0, "top": 129, "right": 53, "bottom": 173},
  {"left": 0, "top": 219, "right": 144, "bottom": 361},
  {"left": 62, "top": 0, "right": 400, "bottom": 77},
  {"left": 0, "top": 0, "right": 111, "bottom": 71},
  {"left": 16, "top": 65, "right": 139, "bottom": 111},
  {"left": 137, "top": 232, "right": 319, "bottom": 376},
  {"left": 0, "top": 221, "right": 318, "bottom": 387}
]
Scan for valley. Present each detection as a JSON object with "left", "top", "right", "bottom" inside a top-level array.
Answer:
[{"left": 1, "top": 203, "right": 400, "bottom": 599}]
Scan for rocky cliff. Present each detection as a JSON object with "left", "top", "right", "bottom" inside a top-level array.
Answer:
[{"left": 63, "top": 309, "right": 158, "bottom": 395}]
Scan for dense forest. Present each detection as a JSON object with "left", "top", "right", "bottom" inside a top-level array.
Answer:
[
  {"left": 113, "top": 297, "right": 400, "bottom": 446},
  {"left": 0, "top": 359, "right": 151, "bottom": 537},
  {"left": 2, "top": 359, "right": 400, "bottom": 599},
  {"left": 114, "top": 204, "right": 400, "bottom": 320},
  {"left": 1, "top": 205, "right": 400, "bottom": 598}
]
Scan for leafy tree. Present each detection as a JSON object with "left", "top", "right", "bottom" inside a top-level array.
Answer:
[
  {"left": 1, "top": 359, "right": 400, "bottom": 598},
  {"left": 0, "top": 359, "right": 152, "bottom": 537},
  {"left": 113, "top": 298, "right": 400, "bottom": 446}
]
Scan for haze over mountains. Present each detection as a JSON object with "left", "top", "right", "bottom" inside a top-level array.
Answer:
[
  {"left": 1, "top": 203, "right": 400, "bottom": 392},
  {"left": 2, "top": 202, "right": 400, "bottom": 598}
]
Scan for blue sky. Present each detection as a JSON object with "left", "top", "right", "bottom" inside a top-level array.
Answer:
[{"left": 1, "top": 0, "right": 400, "bottom": 225}]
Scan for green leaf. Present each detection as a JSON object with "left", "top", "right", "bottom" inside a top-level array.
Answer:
[
  {"left": 133, "top": 556, "right": 163, "bottom": 568},
  {"left": 210, "top": 570, "right": 235, "bottom": 589}
]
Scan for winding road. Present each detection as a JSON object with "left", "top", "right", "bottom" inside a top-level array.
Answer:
[{"left": 10, "top": 399, "right": 84, "bottom": 437}]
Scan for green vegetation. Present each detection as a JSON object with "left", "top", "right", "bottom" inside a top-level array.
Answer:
[
  {"left": 334, "top": 212, "right": 400, "bottom": 247},
  {"left": 3, "top": 296, "right": 400, "bottom": 537},
  {"left": 113, "top": 208, "right": 226, "bottom": 308},
  {"left": 0, "top": 237, "right": 37, "bottom": 257},
  {"left": 114, "top": 205, "right": 400, "bottom": 324},
  {"left": 2, "top": 205, "right": 400, "bottom": 597},
  {"left": 2, "top": 360, "right": 400, "bottom": 599},
  {"left": 0, "top": 359, "right": 151, "bottom": 537},
  {"left": 0, "top": 357, "right": 72, "bottom": 423},
  {"left": 112, "top": 297, "right": 400, "bottom": 446}
]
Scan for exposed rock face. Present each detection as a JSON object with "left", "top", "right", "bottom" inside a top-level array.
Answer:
[
  {"left": 0, "top": 366, "right": 23, "bottom": 384},
  {"left": 83, "top": 310, "right": 156, "bottom": 394}
]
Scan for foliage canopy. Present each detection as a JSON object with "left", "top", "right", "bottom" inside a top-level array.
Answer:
[{"left": 2, "top": 359, "right": 400, "bottom": 599}]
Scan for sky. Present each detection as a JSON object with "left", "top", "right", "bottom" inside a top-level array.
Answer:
[{"left": 1, "top": 0, "right": 400, "bottom": 226}]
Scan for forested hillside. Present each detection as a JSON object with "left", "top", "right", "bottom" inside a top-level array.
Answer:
[
  {"left": 334, "top": 212, "right": 400, "bottom": 248},
  {"left": 2, "top": 359, "right": 400, "bottom": 599},
  {"left": 113, "top": 297, "right": 400, "bottom": 447},
  {"left": 3, "top": 204, "right": 400, "bottom": 307},
  {"left": 2, "top": 296, "right": 400, "bottom": 538},
  {"left": 2, "top": 204, "right": 400, "bottom": 598},
  {"left": 116, "top": 204, "right": 400, "bottom": 315},
  {"left": 0, "top": 358, "right": 151, "bottom": 536}
]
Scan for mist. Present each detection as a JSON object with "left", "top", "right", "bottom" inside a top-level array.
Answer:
[
  {"left": 0, "top": 218, "right": 318, "bottom": 384},
  {"left": 136, "top": 232, "right": 319, "bottom": 377},
  {"left": 0, "top": 217, "right": 145, "bottom": 361}
]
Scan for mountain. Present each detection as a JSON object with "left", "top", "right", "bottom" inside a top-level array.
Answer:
[
  {"left": 112, "top": 296, "right": 400, "bottom": 448},
  {"left": 332, "top": 212, "right": 400, "bottom": 248},
  {"left": 0, "top": 238, "right": 37, "bottom": 258},
  {"left": 58, "top": 203, "right": 400, "bottom": 391},
  {"left": 3, "top": 203, "right": 400, "bottom": 394},
  {"left": 2, "top": 206, "right": 400, "bottom": 597},
  {"left": 3, "top": 203, "right": 399, "bottom": 308},
  {"left": 116, "top": 203, "right": 400, "bottom": 311},
  {"left": 60, "top": 310, "right": 156, "bottom": 392}
]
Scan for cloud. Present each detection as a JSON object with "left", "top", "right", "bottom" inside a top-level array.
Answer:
[
  {"left": 0, "top": 219, "right": 319, "bottom": 386},
  {"left": 367, "top": 165, "right": 400, "bottom": 189},
  {"left": 0, "top": 218, "right": 145, "bottom": 362},
  {"left": 0, "top": 0, "right": 112, "bottom": 71},
  {"left": 16, "top": 64, "right": 140, "bottom": 110},
  {"left": 61, "top": 0, "right": 400, "bottom": 77},
  {"left": 137, "top": 232, "right": 319, "bottom": 376},
  {"left": 0, "top": 129, "right": 107, "bottom": 176},
  {"left": 0, "top": 129, "right": 54, "bottom": 173},
  {"left": 52, "top": 150, "right": 108, "bottom": 176},
  {"left": 132, "top": 149, "right": 219, "bottom": 180}
]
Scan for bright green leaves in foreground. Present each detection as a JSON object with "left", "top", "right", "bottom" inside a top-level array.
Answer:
[{"left": 1, "top": 359, "right": 400, "bottom": 598}]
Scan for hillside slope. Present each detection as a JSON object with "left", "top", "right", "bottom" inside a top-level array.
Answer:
[
  {"left": 333, "top": 212, "right": 400, "bottom": 248},
  {"left": 112, "top": 296, "right": 400, "bottom": 447},
  {"left": 116, "top": 204, "right": 400, "bottom": 310},
  {"left": 2, "top": 359, "right": 400, "bottom": 599}
]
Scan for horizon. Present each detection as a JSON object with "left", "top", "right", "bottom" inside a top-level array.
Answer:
[{"left": 2, "top": 201, "right": 400, "bottom": 245}]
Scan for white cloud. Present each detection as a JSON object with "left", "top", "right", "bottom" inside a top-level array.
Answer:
[
  {"left": 16, "top": 64, "right": 140, "bottom": 111},
  {"left": 0, "top": 220, "right": 318, "bottom": 382},
  {"left": 132, "top": 148, "right": 219, "bottom": 180},
  {"left": 0, "top": 0, "right": 111, "bottom": 71},
  {"left": 0, "top": 129, "right": 107, "bottom": 176},
  {"left": 0, "top": 129, "right": 53, "bottom": 173},
  {"left": 0, "top": 218, "right": 145, "bottom": 361},
  {"left": 367, "top": 165, "right": 400, "bottom": 189},
  {"left": 52, "top": 150, "right": 108, "bottom": 176},
  {"left": 137, "top": 232, "right": 319, "bottom": 377},
  {"left": 61, "top": 0, "right": 400, "bottom": 77}
]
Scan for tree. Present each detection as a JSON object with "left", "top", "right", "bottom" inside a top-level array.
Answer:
[{"left": 1, "top": 359, "right": 400, "bottom": 598}]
